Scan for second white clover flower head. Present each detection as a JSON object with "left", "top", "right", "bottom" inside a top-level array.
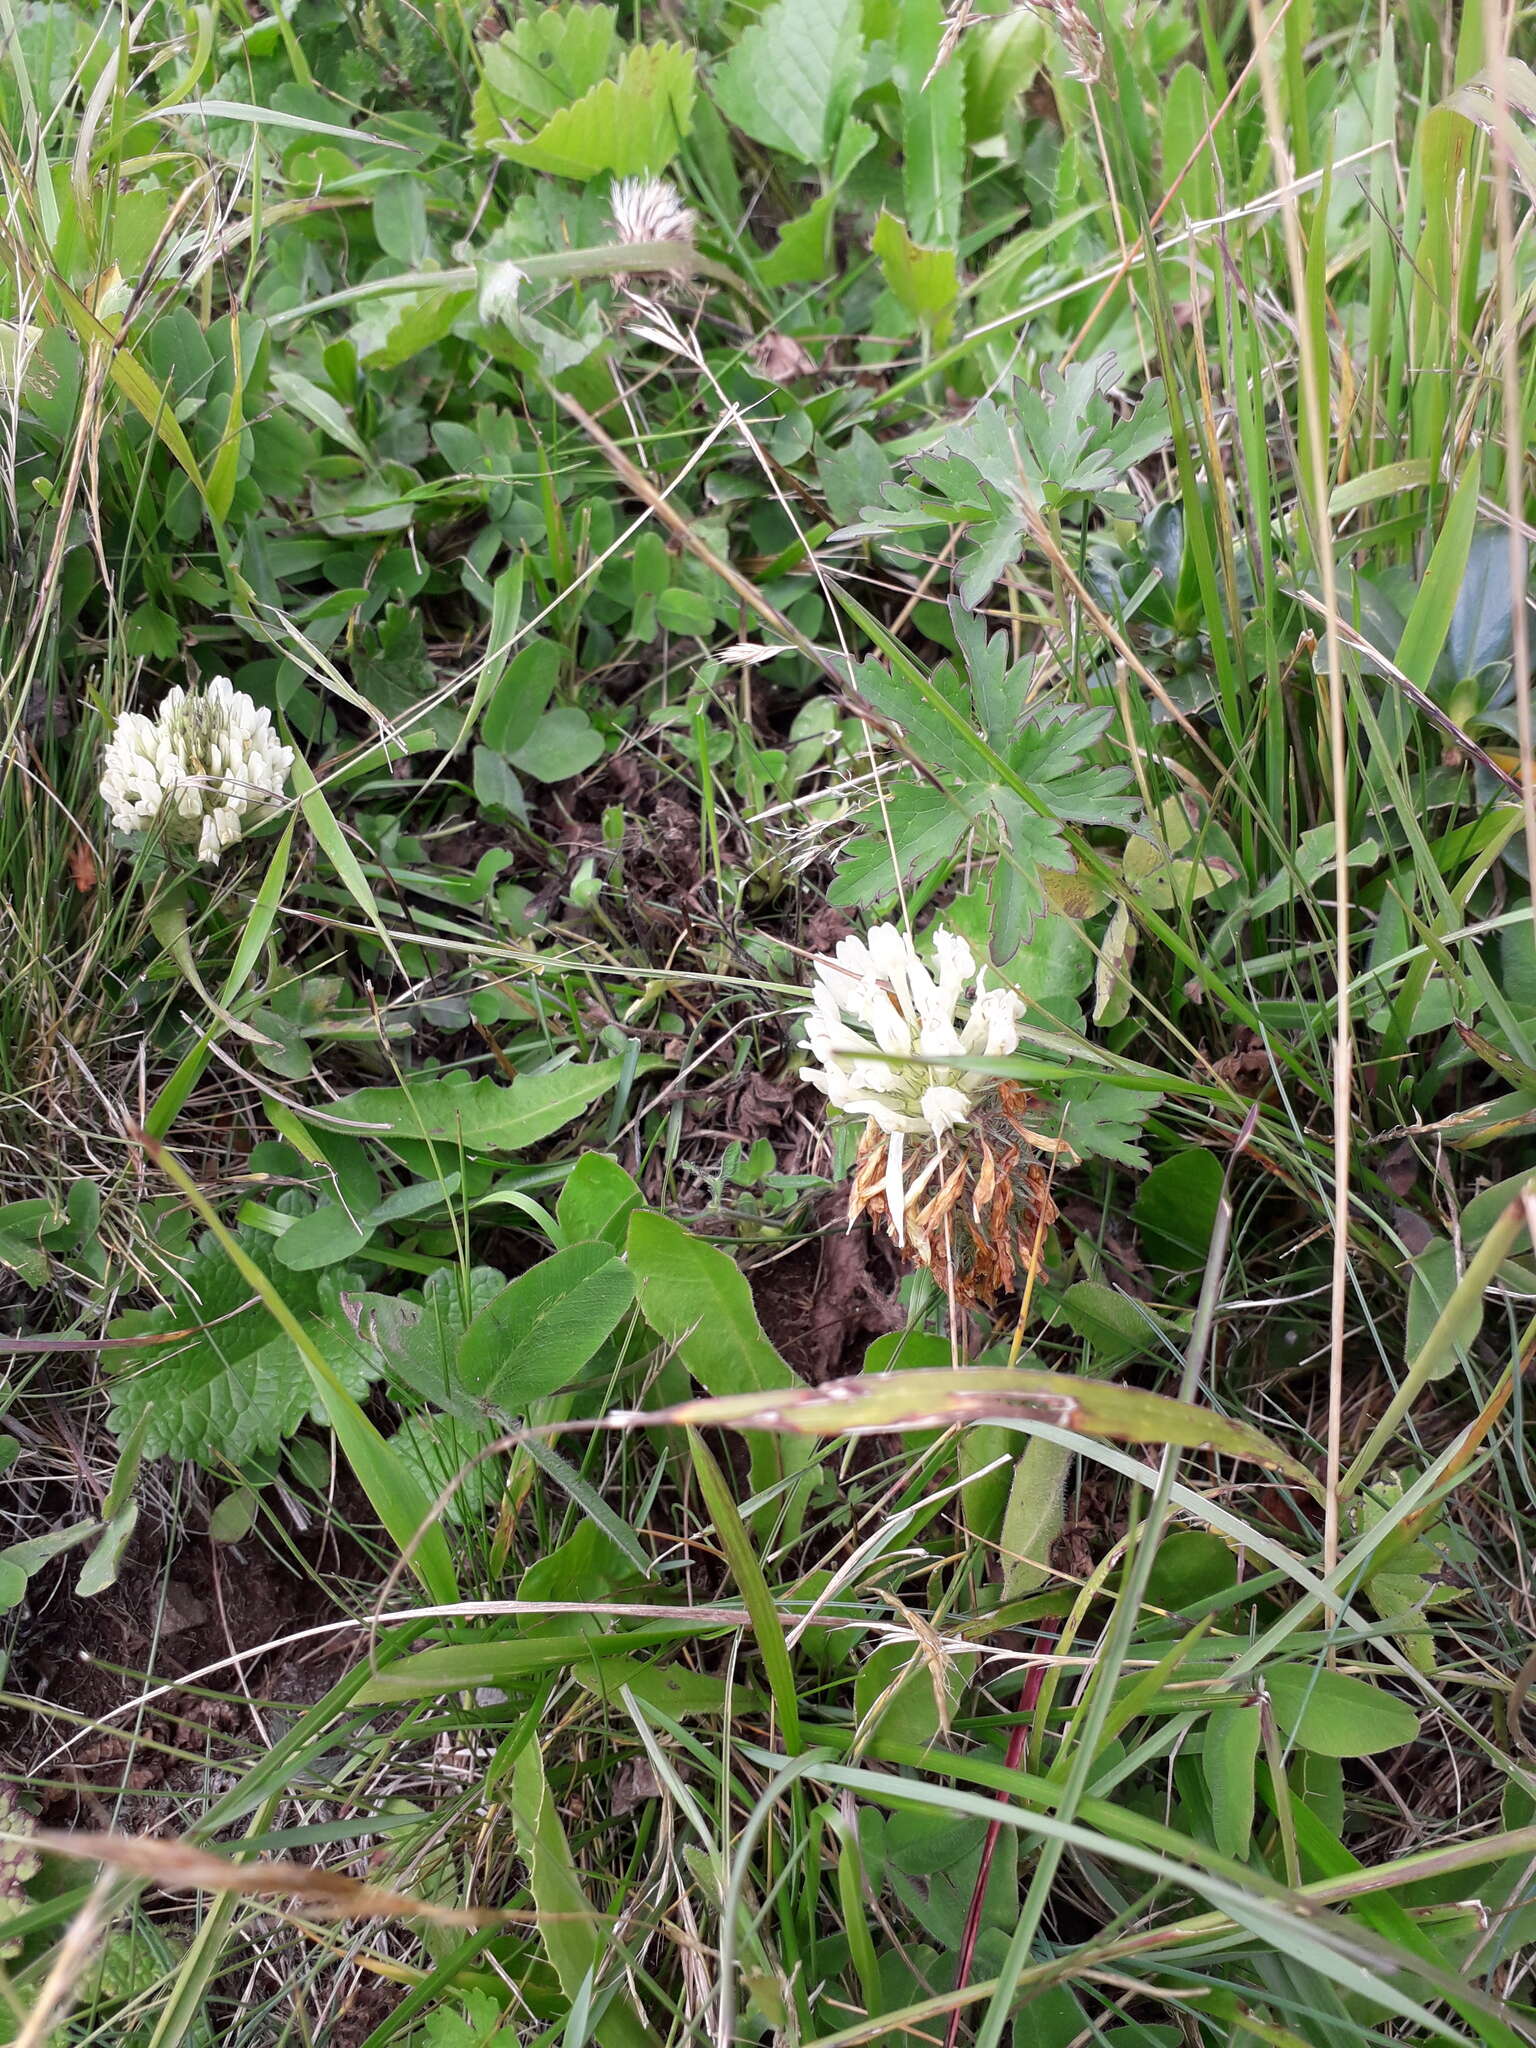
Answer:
[
  {"left": 101, "top": 677, "right": 295, "bottom": 865},
  {"left": 800, "top": 922, "right": 1025, "bottom": 1242},
  {"left": 608, "top": 176, "right": 697, "bottom": 249}
]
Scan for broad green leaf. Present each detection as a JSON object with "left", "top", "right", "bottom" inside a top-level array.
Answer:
[
  {"left": 1204, "top": 1703, "right": 1261, "bottom": 1859},
  {"left": 757, "top": 194, "right": 838, "bottom": 286},
  {"left": 325, "top": 1060, "right": 634, "bottom": 1155},
  {"left": 626, "top": 1212, "right": 798, "bottom": 1400},
  {"left": 897, "top": 0, "right": 966, "bottom": 247},
  {"left": 627, "top": 1210, "right": 811, "bottom": 1517},
  {"left": 1446, "top": 524, "right": 1522, "bottom": 680},
  {"left": 352, "top": 284, "right": 473, "bottom": 371},
  {"left": 557, "top": 1153, "right": 643, "bottom": 1250},
  {"left": 1131, "top": 1149, "right": 1224, "bottom": 1272},
  {"left": 0, "top": 1524, "right": 96, "bottom": 1614},
  {"left": 105, "top": 1213, "right": 384, "bottom": 1464},
  {"left": 711, "top": 0, "right": 863, "bottom": 165},
  {"left": 871, "top": 210, "right": 959, "bottom": 334},
  {"left": 55, "top": 285, "right": 209, "bottom": 499},
  {"left": 75, "top": 1501, "right": 139, "bottom": 1600},
  {"left": 1093, "top": 898, "right": 1136, "bottom": 1027},
  {"left": 855, "top": 1638, "right": 959, "bottom": 1748},
  {"left": 509, "top": 1737, "right": 659, "bottom": 2048},
  {"left": 1265, "top": 1665, "right": 1421, "bottom": 1758},
  {"left": 357, "top": 1625, "right": 703, "bottom": 1698},
  {"left": 638, "top": 1366, "right": 1315, "bottom": 1486},
  {"left": 506, "top": 705, "right": 605, "bottom": 782},
  {"left": 570, "top": 1654, "right": 731, "bottom": 1717},
  {"left": 203, "top": 314, "right": 244, "bottom": 524},
  {"left": 147, "top": 1152, "right": 458, "bottom": 1605},
  {"left": 1055, "top": 1281, "right": 1164, "bottom": 1367},
  {"left": 458, "top": 1243, "right": 635, "bottom": 1406},
  {"left": 352, "top": 1266, "right": 506, "bottom": 1409},
  {"left": 1395, "top": 457, "right": 1481, "bottom": 688},
  {"left": 1162, "top": 62, "right": 1218, "bottom": 219},
  {"left": 481, "top": 636, "right": 562, "bottom": 755},
  {"left": 999, "top": 1435, "right": 1070, "bottom": 1600},
  {"left": 490, "top": 40, "right": 695, "bottom": 178},
  {"left": 962, "top": 8, "right": 1046, "bottom": 137}
]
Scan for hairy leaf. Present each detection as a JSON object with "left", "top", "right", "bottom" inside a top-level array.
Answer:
[{"left": 107, "top": 1213, "right": 381, "bottom": 1464}]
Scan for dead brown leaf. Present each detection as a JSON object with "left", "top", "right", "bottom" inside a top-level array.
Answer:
[{"left": 751, "top": 331, "right": 818, "bottom": 382}]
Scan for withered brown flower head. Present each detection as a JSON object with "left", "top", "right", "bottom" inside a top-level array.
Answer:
[{"left": 849, "top": 1082, "right": 1065, "bottom": 1307}]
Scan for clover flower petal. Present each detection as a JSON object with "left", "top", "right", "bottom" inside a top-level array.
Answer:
[
  {"left": 800, "top": 921, "right": 1064, "bottom": 1299},
  {"left": 100, "top": 677, "right": 295, "bottom": 864},
  {"left": 798, "top": 921, "right": 1029, "bottom": 1242}
]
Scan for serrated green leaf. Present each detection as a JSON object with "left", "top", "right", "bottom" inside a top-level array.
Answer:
[
  {"left": 490, "top": 40, "right": 695, "bottom": 178},
  {"left": 106, "top": 1217, "right": 384, "bottom": 1465},
  {"left": 825, "top": 783, "right": 967, "bottom": 907},
  {"left": 387, "top": 1411, "right": 503, "bottom": 1524},
  {"left": 353, "top": 1265, "right": 507, "bottom": 1408},
  {"left": 897, "top": 0, "right": 966, "bottom": 247},
  {"left": 1038, "top": 1078, "right": 1161, "bottom": 1168},
  {"left": 712, "top": 0, "right": 863, "bottom": 164},
  {"left": 474, "top": 3, "right": 617, "bottom": 130}
]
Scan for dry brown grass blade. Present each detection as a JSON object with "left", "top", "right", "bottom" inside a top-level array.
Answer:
[{"left": 27, "top": 1829, "right": 516, "bottom": 1928}]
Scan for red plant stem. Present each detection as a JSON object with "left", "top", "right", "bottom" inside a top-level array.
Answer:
[{"left": 944, "top": 1625, "right": 1060, "bottom": 2048}]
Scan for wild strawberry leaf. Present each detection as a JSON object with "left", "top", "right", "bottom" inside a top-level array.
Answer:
[
  {"left": 487, "top": 40, "right": 696, "bottom": 179},
  {"left": 711, "top": 0, "right": 863, "bottom": 166}
]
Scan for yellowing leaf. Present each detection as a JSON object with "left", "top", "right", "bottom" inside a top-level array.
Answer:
[{"left": 872, "top": 209, "right": 959, "bottom": 336}]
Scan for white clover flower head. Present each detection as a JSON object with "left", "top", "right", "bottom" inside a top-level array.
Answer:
[
  {"left": 608, "top": 176, "right": 696, "bottom": 249},
  {"left": 477, "top": 259, "right": 527, "bottom": 328},
  {"left": 100, "top": 677, "right": 295, "bottom": 865},
  {"left": 800, "top": 922, "right": 1025, "bottom": 1244}
]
